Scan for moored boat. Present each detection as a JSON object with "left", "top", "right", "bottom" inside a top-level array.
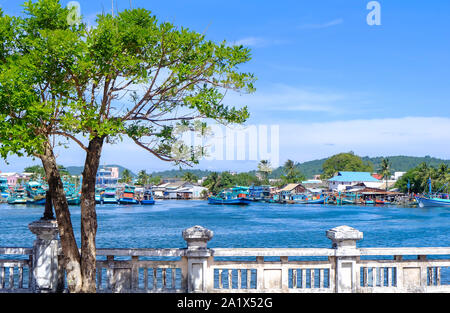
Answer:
[
  {"left": 208, "top": 197, "right": 252, "bottom": 205},
  {"left": 119, "top": 185, "right": 139, "bottom": 205},
  {"left": 415, "top": 196, "right": 450, "bottom": 208},
  {"left": 140, "top": 188, "right": 155, "bottom": 205},
  {"left": 102, "top": 187, "right": 118, "bottom": 204}
]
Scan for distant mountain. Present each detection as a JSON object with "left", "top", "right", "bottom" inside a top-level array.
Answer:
[
  {"left": 269, "top": 155, "right": 450, "bottom": 179},
  {"left": 64, "top": 156, "right": 450, "bottom": 180},
  {"left": 149, "top": 169, "right": 214, "bottom": 178},
  {"left": 66, "top": 164, "right": 137, "bottom": 177}
]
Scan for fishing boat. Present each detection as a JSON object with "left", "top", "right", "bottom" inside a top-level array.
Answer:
[
  {"left": 95, "top": 188, "right": 105, "bottom": 204},
  {"left": 415, "top": 196, "right": 450, "bottom": 208},
  {"left": 140, "top": 189, "right": 155, "bottom": 205},
  {"left": 102, "top": 187, "right": 118, "bottom": 204},
  {"left": 119, "top": 185, "right": 139, "bottom": 205},
  {"left": 208, "top": 187, "right": 252, "bottom": 205},
  {"left": 414, "top": 178, "right": 450, "bottom": 208},
  {"left": 7, "top": 186, "right": 30, "bottom": 204},
  {"left": 208, "top": 196, "right": 252, "bottom": 205},
  {"left": 25, "top": 181, "right": 47, "bottom": 205},
  {"left": 292, "top": 193, "right": 326, "bottom": 204},
  {"left": 0, "top": 178, "right": 10, "bottom": 199}
]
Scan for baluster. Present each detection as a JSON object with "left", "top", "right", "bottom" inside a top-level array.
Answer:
[
  {"left": 301, "top": 269, "right": 306, "bottom": 289},
  {"left": 387, "top": 267, "right": 392, "bottom": 287},
  {"left": 237, "top": 269, "right": 242, "bottom": 289},
  {"left": 218, "top": 269, "right": 223, "bottom": 289},
  {"left": 162, "top": 268, "right": 167, "bottom": 289},
  {"left": 292, "top": 269, "right": 297, "bottom": 288},
  {"left": 371, "top": 267, "right": 376, "bottom": 287},
  {"left": 319, "top": 269, "right": 324, "bottom": 288},
  {"left": 247, "top": 269, "right": 251, "bottom": 289},
  {"left": 96, "top": 267, "right": 102, "bottom": 290},
  {"left": 0, "top": 267, "right": 4, "bottom": 289},
  {"left": 172, "top": 268, "right": 176, "bottom": 290},
  {"left": 153, "top": 268, "right": 157, "bottom": 289},
  {"left": 436, "top": 267, "right": 441, "bottom": 286},
  {"left": 143, "top": 268, "right": 148, "bottom": 291},
  {"left": 18, "top": 266, "right": 23, "bottom": 289},
  {"left": 363, "top": 267, "right": 368, "bottom": 287},
  {"left": 228, "top": 269, "right": 232, "bottom": 289},
  {"left": 310, "top": 269, "right": 315, "bottom": 288},
  {"left": 9, "top": 267, "right": 14, "bottom": 289}
]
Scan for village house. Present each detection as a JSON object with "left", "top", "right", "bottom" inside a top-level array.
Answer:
[
  {"left": 327, "top": 171, "right": 381, "bottom": 191},
  {"left": 153, "top": 181, "right": 208, "bottom": 200},
  {"left": 277, "top": 183, "right": 306, "bottom": 201}
]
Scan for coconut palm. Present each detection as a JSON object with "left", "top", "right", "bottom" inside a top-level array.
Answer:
[
  {"left": 379, "top": 158, "right": 391, "bottom": 191},
  {"left": 257, "top": 159, "right": 272, "bottom": 182}
]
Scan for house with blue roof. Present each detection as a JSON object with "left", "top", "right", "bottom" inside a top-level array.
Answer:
[{"left": 328, "top": 171, "right": 381, "bottom": 191}]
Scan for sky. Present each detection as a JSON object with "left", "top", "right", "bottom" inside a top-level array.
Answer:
[{"left": 0, "top": 0, "right": 450, "bottom": 174}]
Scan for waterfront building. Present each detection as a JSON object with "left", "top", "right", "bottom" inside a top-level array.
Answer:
[
  {"left": 96, "top": 167, "right": 119, "bottom": 186},
  {"left": 328, "top": 171, "right": 381, "bottom": 191},
  {"left": 277, "top": 183, "right": 306, "bottom": 201},
  {"left": 0, "top": 172, "right": 30, "bottom": 186}
]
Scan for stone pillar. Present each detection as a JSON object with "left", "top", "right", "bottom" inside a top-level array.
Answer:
[
  {"left": 326, "top": 225, "right": 363, "bottom": 293},
  {"left": 28, "top": 219, "right": 61, "bottom": 292},
  {"left": 182, "top": 225, "right": 213, "bottom": 293}
]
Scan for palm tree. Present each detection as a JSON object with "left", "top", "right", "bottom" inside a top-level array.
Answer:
[
  {"left": 183, "top": 172, "right": 199, "bottom": 183},
  {"left": 379, "top": 158, "right": 391, "bottom": 191},
  {"left": 119, "top": 169, "right": 133, "bottom": 184},
  {"left": 137, "top": 170, "right": 149, "bottom": 186},
  {"left": 257, "top": 159, "right": 272, "bottom": 183}
]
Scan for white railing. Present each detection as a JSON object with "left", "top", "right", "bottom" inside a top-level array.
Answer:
[{"left": 1, "top": 223, "right": 449, "bottom": 293}]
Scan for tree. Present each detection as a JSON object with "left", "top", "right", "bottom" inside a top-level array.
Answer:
[
  {"left": 379, "top": 158, "right": 391, "bottom": 191},
  {"left": 119, "top": 169, "right": 133, "bottom": 184},
  {"left": 257, "top": 159, "right": 272, "bottom": 183},
  {"left": 280, "top": 159, "right": 305, "bottom": 184},
  {"left": 24, "top": 165, "right": 46, "bottom": 180},
  {"left": 321, "top": 152, "right": 373, "bottom": 179},
  {"left": 182, "top": 172, "right": 199, "bottom": 183},
  {"left": 0, "top": 0, "right": 255, "bottom": 292},
  {"left": 136, "top": 170, "right": 150, "bottom": 186}
]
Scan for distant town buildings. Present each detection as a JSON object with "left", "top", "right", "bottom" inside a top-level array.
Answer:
[{"left": 96, "top": 167, "right": 119, "bottom": 186}]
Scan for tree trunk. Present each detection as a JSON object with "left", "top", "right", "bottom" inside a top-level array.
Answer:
[
  {"left": 40, "top": 140, "right": 82, "bottom": 292},
  {"left": 79, "top": 135, "right": 105, "bottom": 292}
]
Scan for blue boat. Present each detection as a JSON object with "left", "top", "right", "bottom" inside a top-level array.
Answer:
[
  {"left": 415, "top": 178, "right": 450, "bottom": 208},
  {"left": 416, "top": 196, "right": 450, "bottom": 208},
  {"left": 208, "top": 187, "right": 252, "bottom": 205},
  {"left": 102, "top": 187, "right": 118, "bottom": 204},
  {"left": 0, "top": 178, "right": 10, "bottom": 199},
  {"left": 119, "top": 185, "right": 139, "bottom": 205},
  {"left": 208, "top": 197, "right": 252, "bottom": 205},
  {"left": 140, "top": 189, "right": 155, "bottom": 205},
  {"left": 7, "top": 186, "right": 30, "bottom": 205}
]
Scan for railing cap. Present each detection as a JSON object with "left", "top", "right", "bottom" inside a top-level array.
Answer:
[{"left": 326, "top": 225, "right": 363, "bottom": 241}]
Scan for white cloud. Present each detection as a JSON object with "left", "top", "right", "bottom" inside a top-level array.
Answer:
[
  {"left": 233, "top": 37, "right": 287, "bottom": 48},
  {"left": 224, "top": 84, "right": 354, "bottom": 113},
  {"left": 298, "top": 18, "right": 344, "bottom": 30},
  {"left": 279, "top": 116, "right": 450, "bottom": 162}
]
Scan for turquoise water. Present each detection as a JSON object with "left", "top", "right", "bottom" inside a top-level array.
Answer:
[{"left": 1, "top": 200, "right": 449, "bottom": 250}]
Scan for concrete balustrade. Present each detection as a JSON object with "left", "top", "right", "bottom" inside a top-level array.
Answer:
[{"left": 0, "top": 218, "right": 449, "bottom": 293}]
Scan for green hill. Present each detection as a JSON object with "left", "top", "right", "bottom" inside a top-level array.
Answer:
[{"left": 269, "top": 155, "right": 450, "bottom": 179}]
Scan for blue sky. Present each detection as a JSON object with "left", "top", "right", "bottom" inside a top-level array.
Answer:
[{"left": 1, "top": 0, "right": 450, "bottom": 174}]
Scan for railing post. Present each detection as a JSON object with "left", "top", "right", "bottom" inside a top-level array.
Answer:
[
  {"left": 182, "top": 225, "right": 213, "bottom": 293},
  {"left": 28, "top": 219, "right": 61, "bottom": 293},
  {"left": 326, "top": 225, "right": 363, "bottom": 293}
]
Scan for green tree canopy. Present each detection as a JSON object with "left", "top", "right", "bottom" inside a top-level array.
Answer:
[
  {"left": 0, "top": 0, "right": 256, "bottom": 293},
  {"left": 321, "top": 152, "right": 374, "bottom": 179}
]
